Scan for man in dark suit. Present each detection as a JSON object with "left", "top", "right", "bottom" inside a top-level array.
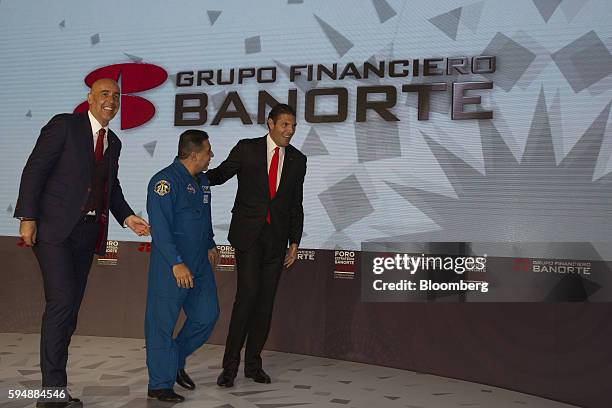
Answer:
[
  {"left": 14, "top": 78, "right": 150, "bottom": 408},
  {"left": 207, "top": 103, "right": 307, "bottom": 387}
]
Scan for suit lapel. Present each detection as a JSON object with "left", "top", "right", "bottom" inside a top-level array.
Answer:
[
  {"left": 77, "top": 112, "right": 94, "bottom": 174},
  {"left": 107, "top": 130, "right": 119, "bottom": 160},
  {"left": 258, "top": 136, "right": 269, "bottom": 192},
  {"left": 107, "top": 130, "right": 121, "bottom": 188},
  {"left": 276, "top": 145, "right": 293, "bottom": 197}
]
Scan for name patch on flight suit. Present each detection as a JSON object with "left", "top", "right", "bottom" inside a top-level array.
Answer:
[
  {"left": 202, "top": 185, "right": 210, "bottom": 204},
  {"left": 154, "top": 180, "right": 170, "bottom": 196}
]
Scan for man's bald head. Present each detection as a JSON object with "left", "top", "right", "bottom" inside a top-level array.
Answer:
[{"left": 87, "top": 78, "right": 120, "bottom": 127}]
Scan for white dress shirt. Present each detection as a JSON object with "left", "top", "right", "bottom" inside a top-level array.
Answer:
[{"left": 266, "top": 134, "right": 285, "bottom": 190}]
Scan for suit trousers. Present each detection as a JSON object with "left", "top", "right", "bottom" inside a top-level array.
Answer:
[
  {"left": 33, "top": 216, "right": 100, "bottom": 387},
  {"left": 223, "top": 223, "right": 284, "bottom": 371}
]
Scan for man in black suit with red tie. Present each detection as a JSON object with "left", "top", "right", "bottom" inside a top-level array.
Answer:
[
  {"left": 207, "top": 104, "right": 307, "bottom": 387},
  {"left": 14, "top": 78, "right": 150, "bottom": 408}
]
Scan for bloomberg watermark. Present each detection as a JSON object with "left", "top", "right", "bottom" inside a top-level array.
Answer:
[
  {"left": 364, "top": 251, "right": 489, "bottom": 301},
  {"left": 361, "top": 242, "right": 612, "bottom": 302}
]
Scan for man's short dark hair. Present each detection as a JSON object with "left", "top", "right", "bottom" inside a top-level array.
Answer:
[
  {"left": 267, "top": 103, "right": 296, "bottom": 123},
  {"left": 178, "top": 129, "right": 209, "bottom": 159}
]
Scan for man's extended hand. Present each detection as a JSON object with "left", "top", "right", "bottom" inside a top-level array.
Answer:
[
  {"left": 124, "top": 215, "right": 150, "bottom": 236},
  {"left": 172, "top": 263, "right": 194, "bottom": 288},
  {"left": 19, "top": 220, "right": 37, "bottom": 246},
  {"left": 208, "top": 246, "right": 220, "bottom": 267},
  {"left": 284, "top": 243, "right": 298, "bottom": 269}
]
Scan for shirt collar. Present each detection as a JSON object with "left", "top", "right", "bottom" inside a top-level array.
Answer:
[
  {"left": 173, "top": 157, "right": 200, "bottom": 181},
  {"left": 88, "top": 110, "right": 109, "bottom": 135},
  {"left": 266, "top": 134, "right": 285, "bottom": 154}
]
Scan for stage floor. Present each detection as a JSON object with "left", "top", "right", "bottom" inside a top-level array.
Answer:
[{"left": 0, "top": 333, "right": 576, "bottom": 408}]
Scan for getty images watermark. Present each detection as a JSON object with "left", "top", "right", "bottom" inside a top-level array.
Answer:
[{"left": 362, "top": 252, "right": 489, "bottom": 301}]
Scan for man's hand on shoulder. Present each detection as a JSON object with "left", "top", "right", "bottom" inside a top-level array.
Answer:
[{"left": 124, "top": 214, "right": 150, "bottom": 236}]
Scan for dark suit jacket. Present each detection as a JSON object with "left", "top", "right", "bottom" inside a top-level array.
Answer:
[
  {"left": 206, "top": 136, "right": 307, "bottom": 253},
  {"left": 14, "top": 112, "right": 134, "bottom": 255}
]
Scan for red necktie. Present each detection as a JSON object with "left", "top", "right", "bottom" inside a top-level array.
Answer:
[
  {"left": 95, "top": 128, "right": 105, "bottom": 162},
  {"left": 267, "top": 147, "right": 279, "bottom": 223}
]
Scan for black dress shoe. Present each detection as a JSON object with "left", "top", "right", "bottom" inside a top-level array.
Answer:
[
  {"left": 216, "top": 368, "right": 237, "bottom": 387},
  {"left": 245, "top": 368, "right": 271, "bottom": 384},
  {"left": 147, "top": 388, "right": 185, "bottom": 403},
  {"left": 176, "top": 368, "right": 195, "bottom": 390}
]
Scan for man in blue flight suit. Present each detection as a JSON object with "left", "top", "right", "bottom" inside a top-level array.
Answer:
[{"left": 145, "top": 129, "right": 220, "bottom": 403}]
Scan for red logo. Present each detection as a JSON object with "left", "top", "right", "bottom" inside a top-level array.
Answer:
[
  {"left": 138, "top": 242, "right": 152, "bottom": 253},
  {"left": 513, "top": 258, "right": 531, "bottom": 272},
  {"left": 75, "top": 63, "right": 167, "bottom": 130}
]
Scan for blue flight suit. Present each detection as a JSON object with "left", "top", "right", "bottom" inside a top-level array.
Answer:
[{"left": 145, "top": 158, "right": 219, "bottom": 390}]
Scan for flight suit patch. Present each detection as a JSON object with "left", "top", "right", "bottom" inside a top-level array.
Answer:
[{"left": 154, "top": 180, "right": 170, "bottom": 196}]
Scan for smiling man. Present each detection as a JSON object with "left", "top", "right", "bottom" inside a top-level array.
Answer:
[
  {"left": 206, "top": 103, "right": 307, "bottom": 387},
  {"left": 14, "top": 78, "right": 150, "bottom": 408}
]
